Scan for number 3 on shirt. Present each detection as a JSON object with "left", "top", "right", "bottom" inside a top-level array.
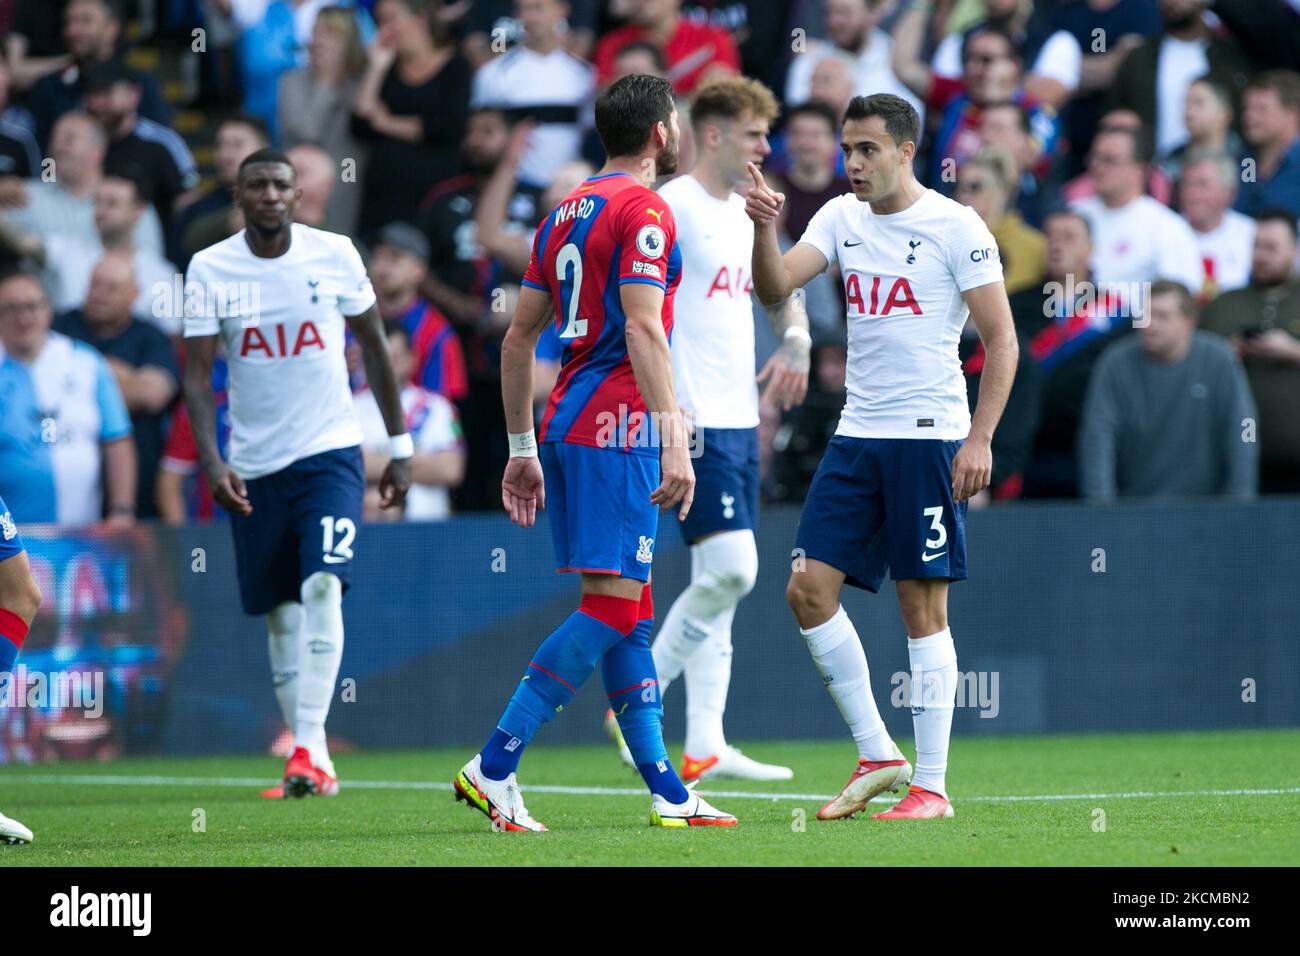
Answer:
[{"left": 555, "top": 243, "right": 588, "bottom": 339}]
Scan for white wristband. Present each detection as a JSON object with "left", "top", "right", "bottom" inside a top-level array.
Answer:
[
  {"left": 784, "top": 325, "right": 812, "bottom": 347},
  {"left": 509, "top": 430, "right": 538, "bottom": 458},
  {"left": 389, "top": 433, "right": 415, "bottom": 460}
]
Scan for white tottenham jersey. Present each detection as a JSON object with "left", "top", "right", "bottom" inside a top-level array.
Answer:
[
  {"left": 183, "top": 223, "right": 375, "bottom": 478},
  {"left": 798, "top": 189, "right": 1003, "bottom": 439},
  {"left": 658, "top": 174, "right": 759, "bottom": 430}
]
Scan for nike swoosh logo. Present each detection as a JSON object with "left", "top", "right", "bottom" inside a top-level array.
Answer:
[
  {"left": 922, "top": 551, "right": 946, "bottom": 562},
  {"left": 843, "top": 240, "right": 863, "bottom": 247}
]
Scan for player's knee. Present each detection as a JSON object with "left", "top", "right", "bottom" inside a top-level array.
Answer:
[
  {"left": 266, "top": 601, "right": 302, "bottom": 639},
  {"left": 786, "top": 573, "right": 832, "bottom": 627},
  {"left": 693, "top": 533, "right": 758, "bottom": 609},
  {"left": 3, "top": 573, "right": 42, "bottom": 625},
  {"left": 300, "top": 571, "right": 341, "bottom": 607}
]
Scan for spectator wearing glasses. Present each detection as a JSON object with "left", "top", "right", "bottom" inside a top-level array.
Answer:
[
  {"left": 0, "top": 269, "right": 136, "bottom": 526},
  {"left": 1071, "top": 125, "right": 1203, "bottom": 296}
]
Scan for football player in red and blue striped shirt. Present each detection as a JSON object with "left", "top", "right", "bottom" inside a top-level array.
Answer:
[{"left": 453, "top": 74, "right": 736, "bottom": 831}]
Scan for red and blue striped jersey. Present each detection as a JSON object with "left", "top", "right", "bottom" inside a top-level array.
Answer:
[{"left": 523, "top": 172, "right": 682, "bottom": 455}]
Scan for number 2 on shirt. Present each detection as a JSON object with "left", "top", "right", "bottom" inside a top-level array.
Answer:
[{"left": 555, "top": 242, "right": 588, "bottom": 339}]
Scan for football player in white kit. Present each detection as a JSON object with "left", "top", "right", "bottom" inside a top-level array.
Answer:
[
  {"left": 747, "top": 94, "right": 1018, "bottom": 820},
  {"left": 183, "top": 149, "right": 412, "bottom": 799},
  {"left": 603, "top": 76, "right": 810, "bottom": 782}
]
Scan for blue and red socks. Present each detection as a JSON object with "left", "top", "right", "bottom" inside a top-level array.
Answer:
[
  {"left": 602, "top": 586, "right": 690, "bottom": 805},
  {"left": 479, "top": 593, "right": 639, "bottom": 780},
  {"left": 0, "top": 608, "right": 28, "bottom": 700}
]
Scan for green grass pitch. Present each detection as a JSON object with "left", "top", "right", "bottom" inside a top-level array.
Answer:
[{"left": 1, "top": 729, "right": 1296, "bottom": 866}]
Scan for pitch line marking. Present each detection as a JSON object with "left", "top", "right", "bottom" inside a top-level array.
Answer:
[{"left": 2, "top": 774, "right": 1298, "bottom": 804}]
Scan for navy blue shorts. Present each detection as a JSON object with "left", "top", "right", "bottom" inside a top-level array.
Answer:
[
  {"left": 230, "top": 446, "right": 365, "bottom": 615},
  {"left": 795, "top": 436, "right": 967, "bottom": 592},
  {"left": 541, "top": 442, "right": 660, "bottom": 582},
  {"left": 0, "top": 495, "right": 25, "bottom": 563},
  {"left": 679, "top": 426, "right": 759, "bottom": 544}
]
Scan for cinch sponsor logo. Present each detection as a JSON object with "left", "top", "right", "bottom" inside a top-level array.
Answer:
[
  {"left": 49, "top": 886, "right": 152, "bottom": 936},
  {"left": 969, "top": 247, "right": 999, "bottom": 263}
]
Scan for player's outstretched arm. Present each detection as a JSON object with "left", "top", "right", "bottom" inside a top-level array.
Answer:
[
  {"left": 500, "top": 284, "right": 553, "bottom": 528},
  {"left": 183, "top": 333, "right": 251, "bottom": 517},
  {"left": 745, "top": 162, "right": 828, "bottom": 306},
  {"left": 954, "top": 281, "right": 1020, "bottom": 500},
  {"left": 621, "top": 281, "right": 693, "bottom": 521},
  {"left": 347, "top": 304, "right": 412, "bottom": 509}
]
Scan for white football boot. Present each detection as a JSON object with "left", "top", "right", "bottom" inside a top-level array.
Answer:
[
  {"left": 453, "top": 754, "right": 548, "bottom": 832},
  {"left": 682, "top": 745, "right": 793, "bottom": 782},
  {"left": 649, "top": 789, "right": 737, "bottom": 827},
  {"left": 0, "top": 809, "right": 33, "bottom": 845}
]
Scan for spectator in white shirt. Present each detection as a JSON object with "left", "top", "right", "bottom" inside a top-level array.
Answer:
[
  {"left": 0, "top": 172, "right": 178, "bottom": 334},
  {"left": 785, "top": 0, "right": 923, "bottom": 125},
  {"left": 1178, "top": 152, "right": 1257, "bottom": 297},
  {"left": 0, "top": 111, "right": 165, "bottom": 258},
  {"left": 470, "top": 0, "right": 595, "bottom": 188},
  {"left": 1072, "top": 126, "right": 1204, "bottom": 301},
  {"left": 929, "top": 0, "right": 1083, "bottom": 111}
]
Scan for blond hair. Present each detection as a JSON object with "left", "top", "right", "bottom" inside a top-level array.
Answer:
[{"left": 690, "top": 76, "right": 780, "bottom": 131}]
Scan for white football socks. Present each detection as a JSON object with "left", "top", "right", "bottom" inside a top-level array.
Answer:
[
  {"left": 266, "top": 601, "right": 303, "bottom": 735},
  {"left": 652, "top": 530, "right": 757, "bottom": 695},
  {"left": 683, "top": 604, "right": 734, "bottom": 757},
  {"left": 801, "top": 605, "right": 893, "bottom": 761},
  {"left": 907, "top": 628, "right": 958, "bottom": 798},
  {"left": 296, "top": 571, "right": 344, "bottom": 777}
]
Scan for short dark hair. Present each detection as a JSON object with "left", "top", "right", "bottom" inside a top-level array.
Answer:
[
  {"left": 100, "top": 170, "right": 145, "bottom": 204},
  {"left": 238, "top": 147, "right": 295, "bottom": 180},
  {"left": 786, "top": 100, "right": 839, "bottom": 135},
  {"left": 70, "top": 0, "right": 123, "bottom": 22},
  {"left": 961, "top": 24, "right": 1019, "bottom": 64},
  {"left": 615, "top": 40, "right": 666, "bottom": 74},
  {"left": 221, "top": 113, "right": 272, "bottom": 146},
  {"left": 982, "top": 100, "right": 1031, "bottom": 135},
  {"left": 1044, "top": 207, "right": 1092, "bottom": 240},
  {"left": 1094, "top": 124, "right": 1152, "bottom": 165},
  {"left": 595, "top": 73, "right": 676, "bottom": 159},
  {"left": 1189, "top": 74, "right": 1233, "bottom": 113},
  {"left": 843, "top": 93, "right": 920, "bottom": 148},
  {"left": 1149, "top": 279, "right": 1196, "bottom": 319},
  {"left": 1255, "top": 207, "right": 1299, "bottom": 241},
  {"left": 1245, "top": 69, "right": 1300, "bottom": 112},
  {"left": 0, "top": 266, "right": 45, "bottom": 291}
]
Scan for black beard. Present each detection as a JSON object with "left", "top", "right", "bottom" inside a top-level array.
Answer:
[
  {"left": 656, "top": 142, "right": 679, "bottom": 177},
  {"left": 1164, "top": 12, "right": 1200, "bottom": 32}
]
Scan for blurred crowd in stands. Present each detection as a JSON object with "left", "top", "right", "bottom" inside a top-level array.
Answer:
[{"left": 0, "top": 0, "right": 1297, "bottom": 527}]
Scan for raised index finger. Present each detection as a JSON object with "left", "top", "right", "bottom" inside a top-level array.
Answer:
[{"left": 747, "top": 161, "right": 766, "bottom": 192}]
